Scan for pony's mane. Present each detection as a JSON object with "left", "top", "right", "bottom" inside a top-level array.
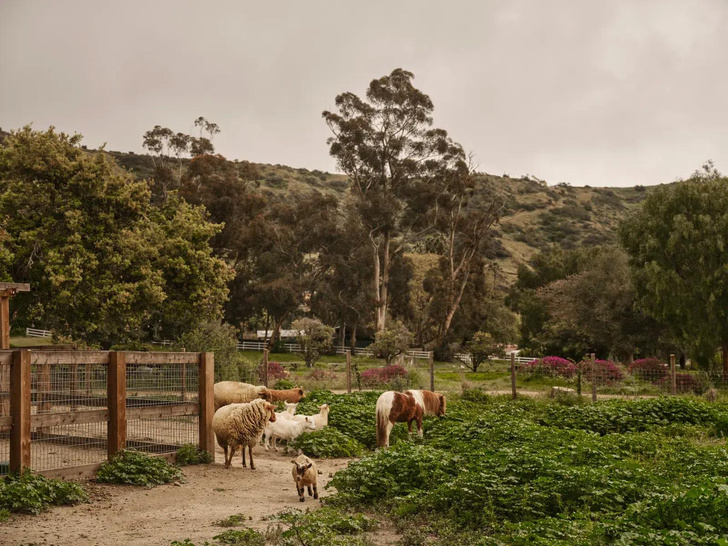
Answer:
[{"left": 414, "top": 390, "right": 441, "bottom": 416}]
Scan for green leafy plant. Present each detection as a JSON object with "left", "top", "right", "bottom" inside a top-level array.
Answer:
[
  {"left": 275, "top": 507, "right": 376, "bottom": 546},
  {"left": 176, "top": 444, "right": 214, "bottom": 466},
  {"left": 289, "top": 427, "right": 365, "bottom": 458},
  {"left": 96, "top": 450, "right": 183, "bottom": 487},
  {"left": 0, "top": 469, "right": 88, "bottom": 515},
  {"left": 214, "top": 513, "right": 247, "bottom": 527},
  {"left": 212, "top": 529, "right": 264, "bottom": 545}
]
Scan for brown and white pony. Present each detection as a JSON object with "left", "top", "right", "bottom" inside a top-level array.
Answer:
[{"left": 376, "top": 389, "right": 446, "bottom": 448}]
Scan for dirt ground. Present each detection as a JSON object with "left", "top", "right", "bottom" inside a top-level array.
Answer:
[{"left": 0, "top": 444, "right": 397, "bottom": 546}]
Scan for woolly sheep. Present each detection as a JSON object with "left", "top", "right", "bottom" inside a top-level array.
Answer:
[
  {"left": 212, "top": 398, "right": 277, "bottom": 469},
  {"left": 264, "top": 415, "right": 316, "bottom": 452},
  {"left": 260, "top": 387, "right": 306, "bottom": 403},
  {"left": 291, "top": 454, "right": 319, "bottom": 502},
  {"left": 214, "top": 381, "right": 267, "bottom": 411}
]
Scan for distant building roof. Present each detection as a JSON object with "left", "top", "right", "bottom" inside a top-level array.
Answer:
[{"left": 256, "top": 329, "right": 303, "bottom": 339}]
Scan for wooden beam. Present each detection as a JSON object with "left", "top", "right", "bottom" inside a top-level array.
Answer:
[
  {"left": 32, "top": 351, "right": 110, "bottom": 366},
  {"left": 10, "top": 349, "right": 31, "bottom": 472},
  {"left": 125, "top": 352, "right": 200, "bottom": 365},
  {"left": 127, "top": 402, "right": 198, "bottom": 420},
  {"left": 108, "top": 352, "right": 126, "bottom": 457},
  {"left": 0, "top": 282, "right": 30, "bottom": 292},
  {"left": 31, "top": 408, "right": 108, "bottom": 428},
  {"left": 198, "top": 352, "right": 215, "bottom": 455}
]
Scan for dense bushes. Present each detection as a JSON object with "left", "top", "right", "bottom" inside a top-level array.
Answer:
[
  {"left": 325, "top": 395, "right": 728, "bottom": 544},
  {"left": 289, "top": 427, "right": 365, "bottom": 458},
  {"left": 360, "top": 365, "right": 407, "bottom": 386},
  {"left": 520, "top": 356, "right": 576, "bottom": 378},
  {"left": 0, "top": 470, "right": 88, "bottom": 515},
  {"left": 628, "top": 358, "right": 668, "bottom": 381},
  {"left": 96, "top": 450, "right": 183, "bottom": 486},
  {"left": 176, "top": 444, "right": 213, "bottom": 465}
]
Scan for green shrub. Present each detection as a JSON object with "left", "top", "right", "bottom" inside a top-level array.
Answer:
[
  {"left": 212, "top": 528, "right": 264, "bottom": 545},
  {"left": 0, "top": 469, "right": 88, "bottom": 515},
  {"left": 274, "top": 378, "right": 295, "bottom": 390},
  {"left": 96, "top": 450, "right": 183, "bottom": 487},
  {"left": 214, "top": 513, "right": 247, "bottom": 527},
  {"left": 289, "top": 427, "right": 365, "bottom": 458},
  {"left": 176, "top": 444, "right": 214, "bottom": 466},
  {"left": 275, "top": 507, "right": 375, "bottom": 546},
  {"left": 323, "top": 396, "right": 728, "bottom": 544}
]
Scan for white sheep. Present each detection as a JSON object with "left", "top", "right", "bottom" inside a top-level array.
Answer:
[
  {"left": 214, "top": 381, "right": 267, "bottom": 411},
  {"left": 291, "top": 454, "right": 319, "bottom": 502},
  {"left": 290, "top": 404, "right": 330, "bottom": 430},
  {"left": 212, "top": 398, "right": 277, "bottom": 469},
  {"left": 264, "top": 416, "right": 316, "bottom": 452}
]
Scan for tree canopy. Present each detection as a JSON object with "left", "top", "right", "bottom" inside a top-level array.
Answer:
[
  {"left": 0, "top": 126, "right": 231, "bottom": 346},
  {"left": 620, "top": 166, "right": 728, "bottom": 371}
]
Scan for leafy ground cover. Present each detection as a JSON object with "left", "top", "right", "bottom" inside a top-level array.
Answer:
[{"left": 316, "top": 392, "right": 728, "bottom": 544}]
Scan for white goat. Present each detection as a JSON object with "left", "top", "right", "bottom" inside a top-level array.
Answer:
[
  {"left": 264, "top": 416, "right": 316, "bottom": 452},
  {"left": 290, "top": 404, "right": 330, "bottom": 430}
]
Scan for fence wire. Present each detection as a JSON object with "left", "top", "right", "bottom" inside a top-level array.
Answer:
[
  {"left": 126, "top": 360, "right": 199, "bottom": 454},
  {"left": 29, "top": 363, "right": 109, "bottom": 471}
]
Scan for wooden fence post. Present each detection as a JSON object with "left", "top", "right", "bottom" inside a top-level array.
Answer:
[
  {"left": 107, "top": 352, "right": 127, "bottom": 458},
  {"left": 198, "top": 352, "right": 215, "bottom": 456},
  {"left": 591, "top": 353, "right": 597, "bottom": 402},
  {"left": 10, "top": 349, "right": 31, "bottom": 472},
  {"left": 429, "top": 352, "right": 435, "bottom": 391},
  {"left": 346, "top": 350, "right": 352, "bottom": 394},
  {"left": 262, "top": 349, "right": 269, "bottom": 388},
  {"left": 510, "top": 352, "right": 517, "bottom": 400},
  {"left": 670, "top": 353, "right": 676, "bottom": 395}
]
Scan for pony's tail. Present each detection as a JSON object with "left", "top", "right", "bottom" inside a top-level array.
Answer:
[{"left": 376, "top": 393, "right": 392, "bottom": 448}]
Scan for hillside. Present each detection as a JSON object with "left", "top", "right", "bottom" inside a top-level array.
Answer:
[{"left": 0, "top": 128, "right": 649, "bottom": 283}]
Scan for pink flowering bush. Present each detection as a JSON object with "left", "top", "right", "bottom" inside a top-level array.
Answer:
[
  {"left": 583, "top": 359, "right": 624, "bottom": 386},
  {"left": 260, "top": 361, "right": 289, "bottom": 383},
  {"left": 520, "top": 357, "right": 577, "bottom": 379},
  {"left": 361, "top": 365, "right": 408, "bottom": 386},
  {"left": 628, "top": 358, "right": 668, "bottom": 382}
]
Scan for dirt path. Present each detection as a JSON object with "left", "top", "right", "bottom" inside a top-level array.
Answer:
[{"left": 0, "top": 446, "right": 392, "bottom": 546}]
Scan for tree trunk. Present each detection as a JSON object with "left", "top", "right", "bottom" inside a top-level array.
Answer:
[
  {"left": 350, "top": 322, "right": 358, "bottom": 354},
  {"left": 267, "top": 316, "right": 286, "bottom": 351},
  {"left": 378, "top": 232, "right": 391, "bottom": 331},
  {"left": 339, "top": 324, "right": 346, "bottom": 349},
  {"left": 372, "top": 238, "right": 383, "bottom": 331},
  {"left": 436, "top": 267, "right": 471, "bottom": 349},
  {"left": 679, "top": 354, "right": 686, "bottom": 370},
  {"left": 723, "top": 340, "right": 728, "bottom": 375}
]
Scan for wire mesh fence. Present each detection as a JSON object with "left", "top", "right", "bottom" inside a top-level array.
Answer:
[
  {"left": 126, "top": 359, "right": 199, "bottom": 454},
  {"left": 29, "top": 356, "right": 109, "bottom": 471},
  {"left": 512, "top": 356, "right": 728, "bottom": 399}
]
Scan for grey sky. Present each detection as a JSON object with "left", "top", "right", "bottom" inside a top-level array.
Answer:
[{"left": 1, "top": 0, "right": 726, "bottom": 187}]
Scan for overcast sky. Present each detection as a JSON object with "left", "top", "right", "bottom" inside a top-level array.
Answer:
[{"left": 1, "top": 0, "right": 726, "bottom": 187}]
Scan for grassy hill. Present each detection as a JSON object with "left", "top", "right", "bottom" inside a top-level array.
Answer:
[
  {"left": 107, "top": 150, "right": 652, "bottom": 282},
  {"left": 0, "top": 128, "right": 651, "bottom": 284}
]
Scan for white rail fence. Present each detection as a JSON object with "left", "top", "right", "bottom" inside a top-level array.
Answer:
[{"left": 25, "top": 327, "right": 51, "bottom": 338}]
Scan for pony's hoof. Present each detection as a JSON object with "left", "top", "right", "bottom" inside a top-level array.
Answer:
[{"left": 299, "top": 497, "right": 305, "bottom": 502}]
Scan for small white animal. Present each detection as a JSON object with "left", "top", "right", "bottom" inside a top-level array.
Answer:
[
  {"left": 291, "top": 454, "right": 318, "bottom": 502},
  {"left": 290, "top": 404, "right": 330, "bottom": 430},
  {"left": 264, "top": 416, "right": 316, "bottom": 452}
]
